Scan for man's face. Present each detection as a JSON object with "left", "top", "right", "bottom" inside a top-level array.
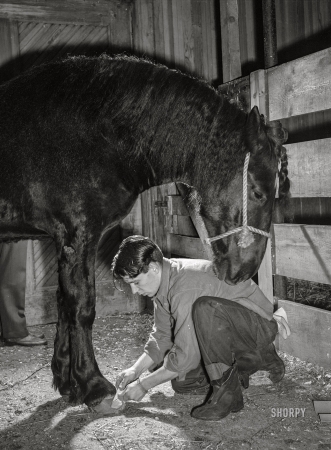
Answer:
[{"left": 123, "top": 262, "right": 162, "bottom": 297}]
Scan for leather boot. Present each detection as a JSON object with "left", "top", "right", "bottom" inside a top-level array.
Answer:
[
  {"left": 238, "top": 370, "right": 253, "bottom": 389},
  {"left": 191, "top": 365, "right": 244, "bottom": 421},
  {"left": 260, "top": 343, "right": 285, "bottom": 383},
  {"left": 237, "top": 352, "right": 261, "bottom": 389}
]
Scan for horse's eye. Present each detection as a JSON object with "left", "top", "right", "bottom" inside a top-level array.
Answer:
[{"left": 253, "top": 191, "right": 263, "bottom": 201}]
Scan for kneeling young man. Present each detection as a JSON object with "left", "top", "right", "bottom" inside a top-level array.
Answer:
[{"left": 112, "top": 235, "right": 289, "bottom": 421}]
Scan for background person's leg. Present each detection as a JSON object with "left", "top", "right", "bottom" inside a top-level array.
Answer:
[{"left": 0, "top": 241, "right": 29, "bottom": 340}]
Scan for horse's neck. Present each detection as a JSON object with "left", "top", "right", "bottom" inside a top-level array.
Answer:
[{"left": 137, "top": 129, "right": 204, "bottom": 191}]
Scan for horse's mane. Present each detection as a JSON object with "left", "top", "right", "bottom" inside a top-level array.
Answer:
[{"left": 264, "top": 120, "right": 292, "bottom": 220}]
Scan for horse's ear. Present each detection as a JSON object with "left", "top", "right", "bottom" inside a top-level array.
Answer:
[
  {"left": 247, "top": 106, "right": 261, "bottom": 129},
  {"left": 245, "top": 106, "right": 268, "bottom": 154}
]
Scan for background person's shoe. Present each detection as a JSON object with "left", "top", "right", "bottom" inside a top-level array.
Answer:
[{"left": 5, "top": 334, "right": 47, "bottom": 346}]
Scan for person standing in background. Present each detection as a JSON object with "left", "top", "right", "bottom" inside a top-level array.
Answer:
[{"left": 0, "top": 241, "right": 47, "bottom": 346}]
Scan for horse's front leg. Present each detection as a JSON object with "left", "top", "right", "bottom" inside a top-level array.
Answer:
[
  {"left": 52, "top": 235, "right": 116, "bottom": 408},
  {"left": 51, "top": 286, "right": 71, "bottom": 399}
]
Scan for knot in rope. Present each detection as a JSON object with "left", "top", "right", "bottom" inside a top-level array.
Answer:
[{"left": 206, "top": 152, "right": 271, "bottom": 248}]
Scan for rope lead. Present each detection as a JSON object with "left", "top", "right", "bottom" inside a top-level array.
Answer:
[{"left": 206, "top": 153, "right": 271, "bottom": 248}]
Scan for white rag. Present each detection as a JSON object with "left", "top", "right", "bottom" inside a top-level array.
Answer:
[{"left": 273, "top": 307, "right": 291, "bottom": 340}]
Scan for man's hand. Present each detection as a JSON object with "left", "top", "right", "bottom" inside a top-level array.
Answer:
[
  {"left": 115, "top": 367, "right": 138, "bottom": 390},
  {"left": 118, "top": 379, "right": 148, "bottom": 402}
]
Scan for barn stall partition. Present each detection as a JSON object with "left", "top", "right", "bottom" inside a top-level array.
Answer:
[{"left": 164, "top": 46, "right": 331, "bottom": 370}]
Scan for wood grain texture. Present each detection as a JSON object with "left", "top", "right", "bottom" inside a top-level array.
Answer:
[
  {"left": 219, "top": 0, "right": 241, "bottom": 82},
  {"left": 278, "top": 299, "right": 331, "bottom": 370},
  {"left": 165, "top": 215, "right": 198, "bottom": 237},
  {"left": 169, "top": 234, "right": 210, "bottom": 259},
  {"left": 167, "top": 195, "right": 189, "bottom": 216},
  {"left": 0, "top": 18, "right": 20, "bottom": 82},
  {"left": 141, "top": 184, "right": 178, "bottom": 257},
  {"left": 268, "top": 47, "right": 331, "bottom": 120},
  {"left": 274, "top": 224, "right": 331, "bottom": 285},
  {"left": 250, "top": 68, "right": 274, "bottom": 302},
  {"left": 0, "top": 0, "right": 116, "bottom": 26},
  {"left": 285, "top": 139, "right": 331, "bottom": 197}
]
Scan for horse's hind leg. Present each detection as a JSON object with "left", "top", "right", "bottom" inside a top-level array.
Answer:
[{"left": 52, "top": 228, "right": 116, "bottom": 407}]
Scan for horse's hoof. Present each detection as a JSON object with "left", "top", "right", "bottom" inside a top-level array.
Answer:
[{"left": 91, "top": 395, "right": 125, "bottom": 415}]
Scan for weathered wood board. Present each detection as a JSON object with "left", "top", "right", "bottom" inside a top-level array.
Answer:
[
  {"left": 169, "top": 235, "right": 210, "bottom": 260},
  {"left": 285, "top": 139, "right": 331, "bottom": 197},
  {"left": 0, "top": 0, "right": 115, "bottom": 26},
  {"left": 278, "top": 299, "right": 331, "bottom": 370},
  {"left": 165, "top": 214, "right": 198, "bottom": 237},
  {"left": 167, "top": 195, "right": 189, "bottom": 216},
  {"left": 268, "top": 47, "right": 331, "bottom": 120},
  {"left": 273, "top": 224, "right": 331, "bottom": 285}
]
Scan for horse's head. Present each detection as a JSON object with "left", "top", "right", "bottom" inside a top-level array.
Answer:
[{"left": 198, "top": 106, "right": 289, "bottom": 284}]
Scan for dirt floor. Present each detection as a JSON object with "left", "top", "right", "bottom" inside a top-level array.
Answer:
[{"left": 0, "top": 313, "right": 331, "bottom": 450}]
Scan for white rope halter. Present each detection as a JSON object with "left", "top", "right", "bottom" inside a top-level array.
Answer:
[{"left": 205, "top": 152, "right": 271, "bottom": 249}]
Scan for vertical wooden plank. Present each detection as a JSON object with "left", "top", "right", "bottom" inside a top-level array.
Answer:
[
  {"left": 132, "top": 0, "right": 155, "bottom": 58},
  {"left": 161, "top": 0, "right": 175, "bottom": 66},
  {"left": 207, "top": 0, "right": 219, "bottom": 82},
  {"left": 172, "top": 0, "right": 184, "bottom": 69},
  {"left": 108, "top": 1, "right": 133, "bottom": 52},
  {"left": 200, "top": 0, "right": 218, "bottom": 82},
  {"left": 191, "top": 0, "right": 203, "bottom": 78},
  {"left": 0, "top": 19, "right": 20, "bottom": 83},
  {"left": 181, "top": 0, "right": 194, "bottom": 74},
  {"left": 219, "top": 0, "right": 241, "bottom": 82},
  {"left": 153, "top": 0, "right": 165, "bottom": 61},
  {"left": 141, "top": 184, "right": 177, "bottom": 257},
  {"left": 250, "top": 69, "right": 274, "bottom": 303}
]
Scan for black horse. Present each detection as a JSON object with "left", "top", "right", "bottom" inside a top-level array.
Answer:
[{"left": 0, "top": 55, "right": 289, "bottom": 411}]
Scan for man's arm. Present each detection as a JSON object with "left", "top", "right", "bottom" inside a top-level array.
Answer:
[
  {"left": 144, "top": 299, "right": 174, "bottom": 364},
  {"left": 119, "top": 364, "right": 178, "bottom": 402},
  {"left": 116, "top": 352, "right": 155, "bottom": 389},
  {"left": 140, "top": 365, "right": 178, "bottom": 390}
]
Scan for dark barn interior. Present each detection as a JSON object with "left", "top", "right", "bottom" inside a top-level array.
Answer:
[{"left": 0, "top": 1, "right": 331, "bottom": 449}]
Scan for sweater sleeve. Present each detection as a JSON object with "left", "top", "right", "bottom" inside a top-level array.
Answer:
[
  {"left": 163, "top": 290, "right": 202, "bottom": 377},
  {"left": 144, "top": 299, "right": 174, "bottom": 365}
]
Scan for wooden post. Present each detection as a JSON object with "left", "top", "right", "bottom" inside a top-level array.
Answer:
[
  {"left": 219, "top": 0, "right": 241, "bottom": 82},
  {"left": 0, "top": 19, "right": 20, "bottom": 83},
  {"left": 250, "top": 69, "right": 274, "bottom": 303},
  {"left": 262, "top": 0, "right": 287, "bottom": 301}
]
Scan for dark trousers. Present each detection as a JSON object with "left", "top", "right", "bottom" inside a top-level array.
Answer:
[
  {"left": 192, "top": 297, "right": 278, "bottom": 381},
  {"left": 0, "top": 241, "right": 28, "bottom": 339}
]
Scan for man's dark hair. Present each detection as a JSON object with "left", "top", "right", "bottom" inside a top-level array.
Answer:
[{"left": 111, "top": 235, "right": 163, "bottom": 280}]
